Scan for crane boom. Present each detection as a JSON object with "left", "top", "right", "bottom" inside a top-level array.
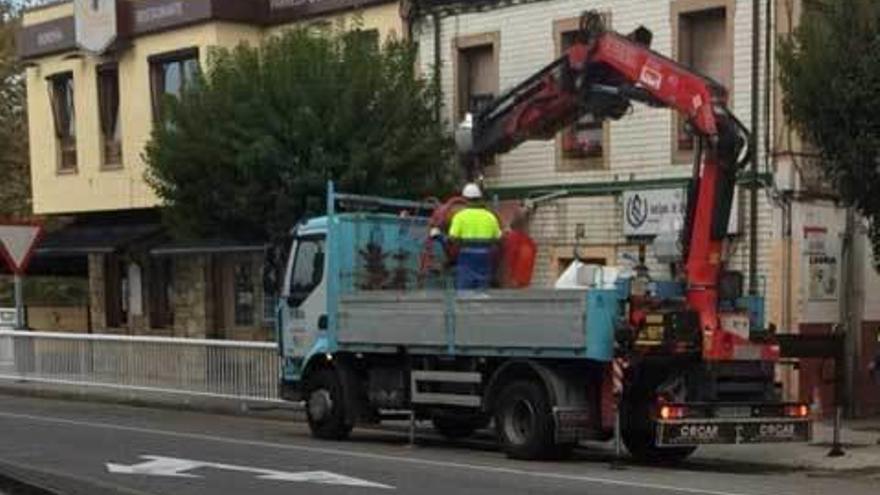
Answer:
[{"left": 458, "top": 12, "right": 766, "bottom": 361}]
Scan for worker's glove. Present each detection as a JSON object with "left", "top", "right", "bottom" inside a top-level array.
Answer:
[{"left": 429, "top": 227, "right": 443, "bottom": 239}]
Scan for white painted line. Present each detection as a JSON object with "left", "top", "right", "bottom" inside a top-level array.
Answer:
[
  {"left": 107, "top": 454, "right": 393, "bottom": 489},
  {"left": 0, "top": 410, "right": 757, "bottom": 495}
]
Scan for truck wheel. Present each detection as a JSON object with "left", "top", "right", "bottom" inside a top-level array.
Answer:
[
  {"left": 305, "top": 368, "right": 353, "bottom": 440},
  {"left": 621, "top": 396, "right": 696, "bottom": 464},
  {"left": 432, "top": 414, "right": 489, "bottom": 440},
  {"left": 494, "top": 381, "right": 568, "bottom": 460}
]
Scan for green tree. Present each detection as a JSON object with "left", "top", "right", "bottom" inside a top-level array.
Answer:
[
  {"left": 0, "top": 0, "right": 31, "bottom": 217},
  {"left": 145, "top": 26, "right": 457, "bottom": 242},
  {"left": 778, "top": 0, "right": 880, "bottom": 263}
]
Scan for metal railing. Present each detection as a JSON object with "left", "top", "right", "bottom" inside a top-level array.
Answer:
[{"left": 0, "top": 331, "right": 281, "bottom": 401}]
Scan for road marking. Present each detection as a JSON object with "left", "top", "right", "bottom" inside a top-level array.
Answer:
[
  {"left": 0, "top": 410, "right": 756, "bottom": 495},
  {"left": 107, "top": 454, "right": 392, "bottom": 489}
]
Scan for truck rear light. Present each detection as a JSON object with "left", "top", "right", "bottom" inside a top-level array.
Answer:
[
  {"left": 659, "top": 405, "right": 687, "bottom": 420},
  {"left": 784, "top": 404, "right": 810, "bottom": 418}
]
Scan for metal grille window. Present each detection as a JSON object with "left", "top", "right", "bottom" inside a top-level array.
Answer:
[
  {"left": 234, "top": 263, "right": 255, "bottom": 327},
  {"left": 47, "top": 72, "right": 76, "bottom": 172},
  {"left": 97, "top": 63, "right": 122, "bottom": 167},
  {"left": 105, "top": 255, "right": 127, "bottom": 328},
  {"left": 149, "top": 258, "right": 174, "bottom": 329},
  {"left": 149, "top": 48, "right": 200, "bottom": 121}
]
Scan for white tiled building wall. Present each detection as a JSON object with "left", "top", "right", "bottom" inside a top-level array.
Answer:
[{"left": 416, "top": 0, "right": 775, "bottom": 288}]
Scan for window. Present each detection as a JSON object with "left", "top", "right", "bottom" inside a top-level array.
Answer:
[
  {"left": 673, "top": 2, "right": 731, "bottom": 161},
  {"left": 234, "top": 262, "right": 256, "bottom": 327},
  {"left": 97, "top": 63, "right": 122, "bottom": 167},
  {"left": 454, "top": 33, "right": 499, "bottom": 122},
  {"left": 149, "top": 48, "right": 199, "bottom": 121},
  {"left": 149, "top": 258, "right": 174, "bottom": 329},
  {"left": 344, "top": 28, "right": 380, "bottom": 51},
  {"left": 47, "top": 72, "right": 76, "bottom": 172},
  {"left": 288, "top": 236, "right": 325, "bottom": 307},
  {"left": 554, "top": 16, "right": 610, "bottom": 170}
]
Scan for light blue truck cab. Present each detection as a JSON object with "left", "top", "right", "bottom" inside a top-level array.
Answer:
[{"left": 276, "top": 184, "right": 621, "bottom": 459}]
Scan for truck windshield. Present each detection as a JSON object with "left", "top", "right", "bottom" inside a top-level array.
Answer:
[{"left": 288, "top": 236, "right": 325, "bottom": 306}]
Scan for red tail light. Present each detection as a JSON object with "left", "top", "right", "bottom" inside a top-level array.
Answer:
[
  {"left": 659, "top": 405, "right": 687, "bottom": 420},
  {"left": 784, "top": 404, "right": 810, "bottom": 418}
]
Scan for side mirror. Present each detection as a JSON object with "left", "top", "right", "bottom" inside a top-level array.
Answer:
[{"left": 317, "top": 314, "right": 328, "bottom": 331}]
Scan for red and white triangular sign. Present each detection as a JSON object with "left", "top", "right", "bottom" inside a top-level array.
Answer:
[{"left": 0, "top": 224, "right": 44, "bottom": 274}]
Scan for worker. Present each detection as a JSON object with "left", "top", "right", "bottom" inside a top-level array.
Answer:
[{"left": 446, "top": 183, "right": 502, "bottom": 289}]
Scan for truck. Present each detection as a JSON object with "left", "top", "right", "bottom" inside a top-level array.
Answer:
[{"left": 273, "top": 12, "right": 811, "bottom": 462}]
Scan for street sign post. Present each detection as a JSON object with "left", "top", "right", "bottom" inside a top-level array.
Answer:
[{"left": 0, "top": 224, "right": 44, "bottom": 330}]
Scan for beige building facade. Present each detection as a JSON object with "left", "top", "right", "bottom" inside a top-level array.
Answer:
[{"left": 19, "top": 0, "right": 404, "bottom": 340}]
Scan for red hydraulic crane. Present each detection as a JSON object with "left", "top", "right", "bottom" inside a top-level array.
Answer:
[{"left": 456, "top": 12, "right": 775, "bottom": 363}]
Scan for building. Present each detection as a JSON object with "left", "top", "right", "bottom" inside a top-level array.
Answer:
[
  {"left": 412, "top": 0, "right": 879, "bottom": 416},
  {"left": 17, "top": 0, "right": 405, "bottom": 340}
]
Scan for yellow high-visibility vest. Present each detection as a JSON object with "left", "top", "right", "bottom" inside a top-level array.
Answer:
[{"left": 448, "top": 207, "right": 502, "bottom": 241}]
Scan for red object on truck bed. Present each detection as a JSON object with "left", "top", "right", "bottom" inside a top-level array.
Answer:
[{"left": 499, "top": 230, "right": 536, "bottom": 288}]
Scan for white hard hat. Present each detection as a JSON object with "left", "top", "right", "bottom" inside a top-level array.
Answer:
[{"left": 462, "top": 183, "right": 482, "bottom": 199}]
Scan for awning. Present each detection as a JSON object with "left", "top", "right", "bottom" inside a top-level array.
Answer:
[
  {"left": 0, "top": 212, "right": 163, "bottom": 276},
  {"left": 150, "top": 239, "right": 268, "bottom": 256},
  {"left": 36, "top": 223, "right": 164, "bottom": 256}
]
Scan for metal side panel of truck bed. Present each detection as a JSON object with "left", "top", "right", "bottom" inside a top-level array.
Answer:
[{"left": 336, "top": 288, "right": 617, "bottom": 360}]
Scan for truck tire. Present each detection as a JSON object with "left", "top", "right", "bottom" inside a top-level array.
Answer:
[
  {"left": 432, "top": 414, "right": 489, "bottom": 440},
  {"left": 621, "top": 387, "right": 696, "bottom": 464},
  {"left": 494, "top": 380, "right": 570, "bottom": 460},
  {"left": 305, "top": 368, "right": 353, "bottom": 440}
]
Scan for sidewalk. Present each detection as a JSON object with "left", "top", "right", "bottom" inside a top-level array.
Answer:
[{"left": 694, "top": 418, "right": 880, "bottom": 472}]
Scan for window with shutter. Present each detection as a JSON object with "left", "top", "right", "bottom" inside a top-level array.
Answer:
[
  {"left": 553, "top": 15, "right": 610, "bottom": 171},
  {"left": 47, "top": 72, "right": 76, "bottom": 172},
  {"left": 454, "top": 32, "right": 500, "bottom": 174},
  {"left": 673, "top": 2, "right": 732, "bottom": 163},
  {"left": 97, "top": 63, "right": 122, "bottom": 168}
]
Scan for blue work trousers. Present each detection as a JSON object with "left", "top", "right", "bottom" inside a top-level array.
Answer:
[{"left": 456, "top": 246, "right": 493, "bottom": 290}]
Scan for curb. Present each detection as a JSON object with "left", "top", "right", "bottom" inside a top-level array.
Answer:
[{"left": 0, "top": 378, "right": 304, "bottom": 422}]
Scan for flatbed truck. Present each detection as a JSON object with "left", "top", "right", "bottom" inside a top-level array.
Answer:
[{"left": 273, "top": 11, "right": 811, "bottom": 462}]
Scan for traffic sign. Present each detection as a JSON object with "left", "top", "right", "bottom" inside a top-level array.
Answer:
[{"left": 0, "top": 224, "right": 44, "bottom": 275}]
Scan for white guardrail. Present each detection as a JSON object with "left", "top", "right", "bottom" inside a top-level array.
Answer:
[{"left": 0, "top": 330, "right": 281, "bottom": 402}]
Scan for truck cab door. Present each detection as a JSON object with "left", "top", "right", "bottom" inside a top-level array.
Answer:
[{"left": 280, "top": 234, "right": 327, "bottom": 363}]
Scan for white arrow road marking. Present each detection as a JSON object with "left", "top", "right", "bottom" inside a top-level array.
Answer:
[
  {"left": 106, "top": 456, "right": 204, "bottom": 478},
  {"left": 106, "top": 455, "right": 393, "bottom": 489}
]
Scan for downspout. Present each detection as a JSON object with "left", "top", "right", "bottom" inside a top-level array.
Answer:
[
  {"left": 432, "top": 10, "right": 442, "bottom": 122},
  {"left": 764, "top": 0, "right": 772, "bottom": 176},
  {"left": 782, "top": 197, "right": 792, "bottom": 332},
  {"left": 748, "top": 0, "right": 760, "bottom": 295}
]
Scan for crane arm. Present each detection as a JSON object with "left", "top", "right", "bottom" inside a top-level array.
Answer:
[{"left": 457, "top": 12, "right": 756, "bottom": 361}]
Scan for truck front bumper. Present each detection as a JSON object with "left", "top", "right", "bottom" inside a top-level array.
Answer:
[{"left": 657, "top": 417, "right": 811, "bottom": 446}]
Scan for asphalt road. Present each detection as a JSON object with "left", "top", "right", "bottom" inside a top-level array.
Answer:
[{"left": 0, "top": 394, "right": 873, "bottom": 495}]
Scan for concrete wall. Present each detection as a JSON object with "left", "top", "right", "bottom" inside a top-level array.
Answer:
[{"left": 26, "top": 305, "right": 89, "bottom": 332}]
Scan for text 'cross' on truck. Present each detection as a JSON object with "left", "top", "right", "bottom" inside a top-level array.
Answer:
[{"left": 272, "top": 11, "right": 811, "bottom": 462}]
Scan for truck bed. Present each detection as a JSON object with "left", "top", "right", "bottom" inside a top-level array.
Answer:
[{"left": 336, "top": 289, "right": 616, "bottom": 360}]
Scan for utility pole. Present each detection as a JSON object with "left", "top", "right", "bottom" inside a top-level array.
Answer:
[
  {"left": 748, "top": 0, "right": 760, "bottom": 295},
  {"left": 839, "top": 207, "right": 858, "bottom": 417}
]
